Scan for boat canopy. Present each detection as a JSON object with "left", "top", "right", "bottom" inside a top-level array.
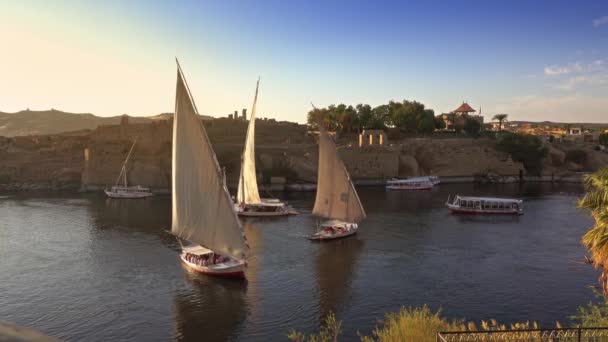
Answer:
[
  {"left": 455, "top": 195, "right": 522, "bottom": 204},
  {"left": 182, "top": 244, "right": 213, "bottom": 256},
  {"left": 246, "top": 202, "right": 285, "bottom": 207},
  {"left": 313, "top": 126, "right": 366, "bottom": 223},
  {"left": 171, "top": 62, "right": 248, "bottom": 260},
  {"left": 237, "top": 79, "right": 262, "bottom": 205},
  {"left": 320, "top": 219, "right": 351, "bottom": 227}
]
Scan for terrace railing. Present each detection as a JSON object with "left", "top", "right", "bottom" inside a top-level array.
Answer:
[{"left": 437, "top": 327, "right": 608, "bottom": 342}]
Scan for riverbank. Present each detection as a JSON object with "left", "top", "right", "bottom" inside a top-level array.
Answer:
[
  {"left": 1, "top": 172, "right": 589, "bottom": 193},
  {"left": 1, "top": 117, "right": 606, "bottom": 192}
]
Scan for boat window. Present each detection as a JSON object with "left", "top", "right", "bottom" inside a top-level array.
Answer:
[
  {"left": 492, "top": 202, "right": 498, "bottom": 209},
  {"left": 475, "top": 201, "right": 480, "bottom": 208}
]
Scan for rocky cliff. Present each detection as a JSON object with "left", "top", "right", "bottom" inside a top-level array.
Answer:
[{"left": 1, "top": 118, "right": 606, "bottom": 192}]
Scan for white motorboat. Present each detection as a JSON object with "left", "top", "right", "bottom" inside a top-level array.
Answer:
[
  {"left": 386, "top": 177, "right": 434, "bottom": 190},
  {"left": 446, "top": 195, "right": 523, "bottom": 215}
]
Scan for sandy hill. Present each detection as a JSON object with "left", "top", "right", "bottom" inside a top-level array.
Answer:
[{"left": 0, "top": 109, "right": 213, "bottom": 137}]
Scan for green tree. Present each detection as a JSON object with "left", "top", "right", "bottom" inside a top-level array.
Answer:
[
  {"left": 492, "top": 114, "right": 508, "bottom": 131},
  {"left": 495, "top": 133, "right": 548, "bottom": 175},
  {"left": 369, "top": 104, "right": 390, "bottom": 129},
  {"left": 356, "top": 104, "right": 373, "bottom": 130},
  {"left": 417, "top": 109, "right": 436, "bottom": 134},
  {"left": 600, "top": 133, "right": 608, "bottom": 146},
  {"left": 578, "top": 168, "right": 608, "bottom": 295},
  {"left": 463, "top": 117, "right": 482, "bottom": 137},
  {"left": 435, "top": 116, "right": 446, "bottom": 130}
]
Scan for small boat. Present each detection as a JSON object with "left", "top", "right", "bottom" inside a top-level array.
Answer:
[
  {"left": 234, "top": 79, "right": 297, "bottom": 217},
  {"left": 446, "top": 195, "right": 523, "bottom": 215},
  {"left": 310, "top": 220, "right": 358, "bottom": 241},
  {"left": 104, "top": 137, "right": 154, "bottom": 199},
  {"left": 180, "top": 244, "right": 246, "bottom": 278},
  {"left": 234, "top": 201, "right": 298, "bottom": 217},
  {"left": 171, "top": 60, "right": 249, "bottom": 278},
  {"left": 310, "top": 123, "right": 366, "bottom": 241},
  {"left": 428, "top": 175, "right": 440, "bottom": 185},
  {"left": 386, "top": 177, "right": 434, "bottom": 190}
]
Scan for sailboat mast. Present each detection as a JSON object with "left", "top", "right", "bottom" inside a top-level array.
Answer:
[{"left": 115, "top": 137, "right": 138, "bottom": 187}]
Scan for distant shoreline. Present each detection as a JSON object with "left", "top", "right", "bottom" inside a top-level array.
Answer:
[{"left": 0, "top": 174, "right": 587, "bottom": 194}]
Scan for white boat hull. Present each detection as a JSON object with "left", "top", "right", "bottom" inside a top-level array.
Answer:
[
  {"left": 386, "top": 184, "right": 434, "bottom": 190},
  {"left": 104, "top": 189, "right": 154, "bottom": 199},
  {"left": 445, "top": 195, "right": 523, "bottom": 215},
  {"left": 180, "top": 252, "right": 246, "bottom": 278},
  {"left": 234, "top": 202, "right": 298, "bottom": 217},
  {"left": 310, "top": 221, "right": 358, "bottom": 241},
  {"left": 446, "top": 204, "right": 523, "bottom": 215}
]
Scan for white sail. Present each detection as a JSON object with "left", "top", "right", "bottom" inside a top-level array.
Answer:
[
  {"left": 171, "top": 63, "right": 248, "bottom": 260},
  {"left": 312, "top": 127, "right": 366, "bottom": 223},
  {"left": 237, "top": 79, "right": 262, "bottom": 204}
]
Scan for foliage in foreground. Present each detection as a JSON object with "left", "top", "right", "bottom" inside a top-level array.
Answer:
[
  {"left": 578, "top": 168, "right": 608, "bottom": 295},
  {"left": 571, "top": 288, "right": 608, "bottom": 327},
  {"left": 287, "top": 312, "right": 342, "bottom": 342},
  {"left": 289, "top": 306, "right": 556, "bottom": 342}
]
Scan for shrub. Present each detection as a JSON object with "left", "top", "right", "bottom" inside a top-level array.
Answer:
[
  {"left": 463, "top": 118, "right": 482, "bottom": 137},
  {"left": 288, "top": 312, "right": 342, "bottom": 342},
  {"left": 495, "top": 133, "right": 548, "bottom": 175},
  {"left": 289, "top": 306, "right": 552, "bottom": 342},
  {"left": 565, "top": 149, "right": 587, "bottom": 165},
  {"left": 599, "top": 133, "right": 608, "bottom": 146},
  {"left": 360, "top": 306, "right": 463, "bottom": 342},
  {"left": 570, "top": 289, "right": 608, "bottom": 327}
]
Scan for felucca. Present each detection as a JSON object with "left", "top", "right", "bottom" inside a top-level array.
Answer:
[
  {"left": 172, "top": 60, "right": 249, "bottom": 278},
  {"left": 104, "top": 137, "right": 154, "bottom": 198},
  {"left": 234, "top": 79, "right": 297, "bottom": 217},
  {"left": 310, "top": 125, "right": 366, "bottom": 240}
]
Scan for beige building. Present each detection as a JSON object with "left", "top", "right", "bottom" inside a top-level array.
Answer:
[{"left": 437, "top": 102, "right": 484, "bottom": 130}]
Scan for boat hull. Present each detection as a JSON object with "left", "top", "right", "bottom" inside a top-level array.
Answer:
[
  {"left": 447, "top": 205, "right": 523, "bottom": 215},
  {"left": 386, "top": 185, "right": 434, "bottom": 190},
  {"left": 180, "top": 253, "right": 246, "bottom": 278},
  {"left": 235, "top": 203, "right": 298, "bottom": 217},
  {"left": 104, "top": 189, "right": 154, "bottom": 199},
  {"left": 310, "top": 221, "right": 358, "bottom": 241}
]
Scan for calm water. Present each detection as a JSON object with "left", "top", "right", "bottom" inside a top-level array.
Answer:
[{"left": 0, "top": 183, "right": 599, "bottom": 341}]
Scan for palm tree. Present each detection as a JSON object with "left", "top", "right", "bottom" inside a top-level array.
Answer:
[
  {"left": 579, "top": 168, "right": 608, "bottom": 295},
  {"left": 492, "top": 114, "right": 508, "bottom": 131}
]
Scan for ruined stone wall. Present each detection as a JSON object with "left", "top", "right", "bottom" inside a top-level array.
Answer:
[
  {"left": 8, "top": 118, "right": 605, "bottom": 192},
  {"left": 0, "top": 134, "right": 87, "bottom": 190}
]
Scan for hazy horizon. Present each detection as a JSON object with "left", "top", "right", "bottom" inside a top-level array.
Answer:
[{"left": 2, "top": 0, "right": 608, "bottom": 123}]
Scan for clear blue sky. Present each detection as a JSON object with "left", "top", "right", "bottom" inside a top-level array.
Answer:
[{"left": 2, "top": 0, "right": 608, "bottom": 122}]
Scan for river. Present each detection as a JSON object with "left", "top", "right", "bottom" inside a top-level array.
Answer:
[{"left": 0, "top": 183, "right": 599, "bottom": 341}]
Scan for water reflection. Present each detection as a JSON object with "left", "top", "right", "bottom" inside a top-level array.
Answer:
[
  {"left": 173, "top": 271, "right": 248, "bottom": 342},
  {"left": 315, "top": 238, "right": 365, "bottom": 320}
]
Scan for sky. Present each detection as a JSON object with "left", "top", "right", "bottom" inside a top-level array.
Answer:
[{"left": 1, "top": 0, "right": 608, "bottom": 123}]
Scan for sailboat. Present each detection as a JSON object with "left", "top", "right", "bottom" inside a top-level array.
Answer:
[
  {"left": 171, "top": 60, "right": 249, "bottom": 278},
  {"left": 310, "top": 125, "right": 366, "bottom": 240},
  {"left": 104, "top": 137, "right": 154, "bottom": 198},
  {"left": 233, "top": 79, "right": 297, "bottom": 217}
]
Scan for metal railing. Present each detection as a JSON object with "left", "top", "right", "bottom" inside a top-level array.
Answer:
[{"left": 437, "top": 327, "right": 608, "bottom": 341}]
